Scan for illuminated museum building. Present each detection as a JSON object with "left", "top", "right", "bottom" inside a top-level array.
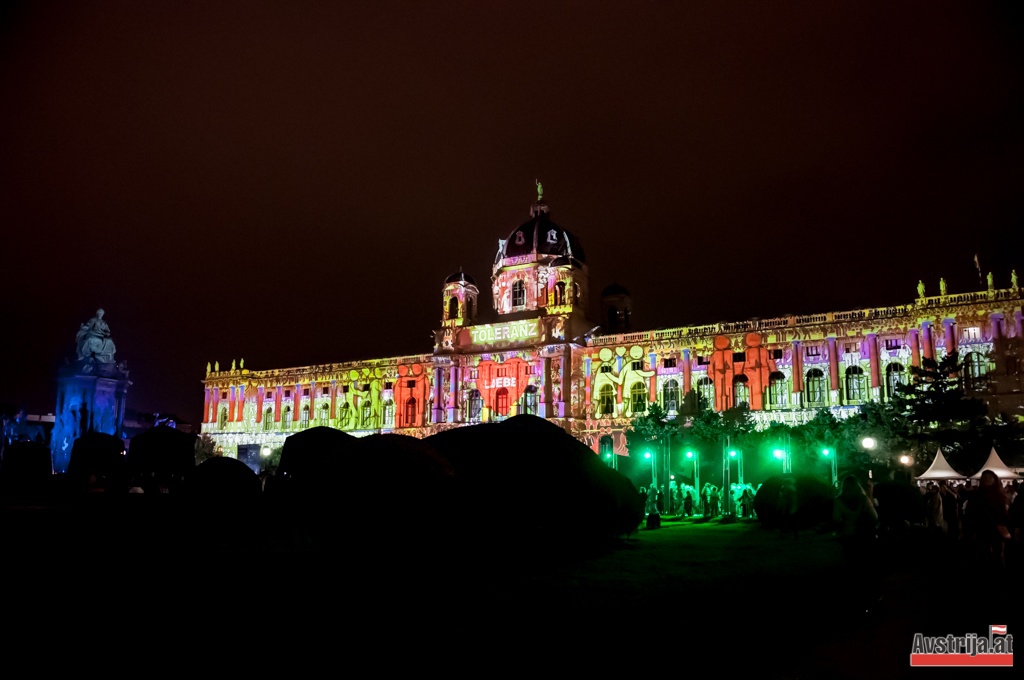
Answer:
[{"left": 201, "top": 195, "right": 1024, "bottom": 461}]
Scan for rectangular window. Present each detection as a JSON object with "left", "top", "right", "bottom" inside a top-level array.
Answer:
[
  {"left": 221, "top": 391, "right": 228, "bottom": 400},
  {"left": 962, "top": 327, "right": 981, "bottom": 341},
  {"left": 322, "top": 387, "right": 330, "bottom": 396},
  {"left": 600, "top": 365, "right": 612, "bottom": 373},
  {"left": 631, "top": 361, "right": 643, "bottom": 371},
  {"left": 662, "top": 358, "right": 676, "bottom": 369},
  {"left": 284, "top": 390, "right": 291, "bottom": 398},
  {"left": 407, "top": 380, "right": 416, "bottom": 388},
  {"left": 384, "top": 382, "right": 393, "bottom": 390},
  {"left": 772, "top": 349, "right": 783, "bottom": 360},
  {"left": 303, "top": 388, "right": 310, "bottom": 397},
  {"left": 697, "top": 356, "right": 709, "bottom": 365},
  {"left": 805, "top": 346, "right": 820, "bottom": 357},
  {"left": 732, "top": 352, "right": 746, "bottom": 362},
  {"left": 884, "top": 339, "right": 901, "bottom": 351}
]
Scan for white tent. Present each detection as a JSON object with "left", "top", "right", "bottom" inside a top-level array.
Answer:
[
  {"left": 969, "top": 447, "right": 1023, "bottom": 480},
  {"left": 915, "top": 447, "right": 967, "bottom": 480}
]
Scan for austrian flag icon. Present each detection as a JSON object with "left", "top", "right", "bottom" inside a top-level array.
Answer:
[{"left": 991, "top": 625, "right": 1007, "bottom": 636}]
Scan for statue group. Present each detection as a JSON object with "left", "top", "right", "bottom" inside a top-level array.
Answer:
[{"left": 76, "top": 308, "right": 116, "bottom": 364}]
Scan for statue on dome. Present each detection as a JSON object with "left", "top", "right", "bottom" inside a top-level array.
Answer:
[
  {"left": 1012, "top": 270, "right": 1018, "bottom": 289},
  {"left": 536, "top": 179, "right": 543, "bottom": 202},
  {"left": 987, "top": 271, "right": 994, "bottom": 291},
  {"left": 917, "top": 280, "right": 925, "bottom": 298},
  {"left": 75, "top": 308, "right": 116, "bottom": 364},
  {"left": 939, "top": 278, "right": 947, "bottom": 296}
]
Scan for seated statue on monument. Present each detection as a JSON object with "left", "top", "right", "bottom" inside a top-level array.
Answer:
[{"left": 76, "top": 308, "right": 116, "bottom": 364}]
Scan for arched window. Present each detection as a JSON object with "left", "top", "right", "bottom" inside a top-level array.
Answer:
[
  {"left": 281, "top": 406, "right": 291, "bottom": 431},
  {"left": 768, "top": 371, "right": 788, "bottom": 409},
  {"left": 512, "top": 279, "right": 525, "bottom": 308},
  {"left": 630, "top": 382, "right": 648, "bottom": 414},
  {"left": 845, "top": 366, "right": 866, "bottom": 404},
  {"left": 495, "top": 387, "right": 510, "bottom": 417},
  {"left": 218, "top": 407, "right": 228, "bottom": 429},
  {"left": 319, "top": 404, "right": 330, "bottom": 426},
  {"left": 805, "top": 369, "right": 827, "bottom": 407},
  {"left": 553, "top": 281, "right": 566, "bottom": 306},
  {"left": 732, "top": 375, "right": 750, "bottom": 408},
  {"left": 885, "top": 363, "right": 906, "bottom": 401},
  {"left": 383, "top": 400, "right": 395, "bottom": 427},
  {"left": 468, "top": 389, "right": 483, "bottom": 423},
  {"left": 518, "top": 385, "right": 538, "bottom": 415},
  {"left": 598, "top": 384, "right": 615, "bottom": 416},
  {"left": 447, "top": 297, "right": 459, "bottom": 320},
  {"left": 361, "top": 400, "right": 372, "bottom": 428},
  {"left": 662, "top": 379, "right": 680, "bottom": 414},
  {"left": 337, "top": 402, "right": 350, "bottom": 427},
  {"left": 263, "top": 408, "right": 274, "bottom": 431},
  {"left": 404, "top": 397, "right": 417, "bottom": 427},
  {"left": 300, "top": 405, "right": 310, "bottom": 429},
  {"left": 964, "top": 352, "right": 989, "bottom": 390},
  {"left": 696, "top": 376, "right": 714, "bottom": 411},
  {"left": 573, "top": 283, "right": 581, "bottom": 304}
]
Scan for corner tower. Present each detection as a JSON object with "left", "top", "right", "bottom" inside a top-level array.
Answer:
[{"left": 435, "top": 269, "right": 479, "bottom": 351}]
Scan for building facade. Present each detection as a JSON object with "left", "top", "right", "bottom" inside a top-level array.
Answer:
[{"left": 200, "top": 195, "right": 1024, "bottom": 466}]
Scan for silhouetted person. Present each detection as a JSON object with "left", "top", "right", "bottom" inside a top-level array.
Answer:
[{"left": 833, "top": 475, "right": 879, "bottom": 611}]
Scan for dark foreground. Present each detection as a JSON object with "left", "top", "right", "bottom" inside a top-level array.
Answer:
[{"left": 2, "top": 504, "right": 1017, "bottom": 677}]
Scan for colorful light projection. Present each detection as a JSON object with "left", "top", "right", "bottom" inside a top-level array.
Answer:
[
  {"left": 393, "top": 362, "right": 430, "bottom": 428},
  {"left": 707, "top": 333, "right": 777, "bottom": 411},
  {"left": 461, "top": 318, "right": 541, "bottom": 348},
  {"left": 474, "top": 357, "right": 535, "bottom": 416},
  {"left": 589, "top": 345, "right": 656, "bottom": 418}
]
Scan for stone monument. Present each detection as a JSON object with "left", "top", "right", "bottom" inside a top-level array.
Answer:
[{"left": 50, "top": 308, "right": 131, "bottom": 473}]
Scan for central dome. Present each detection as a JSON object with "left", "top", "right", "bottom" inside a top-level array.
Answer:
[{"left": 498, "top": 202, "right": 586, "bottom": 264}]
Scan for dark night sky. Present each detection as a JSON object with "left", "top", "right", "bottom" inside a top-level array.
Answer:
[{"left": 2, "top": 1, "right": 1022, "bottom": 424}]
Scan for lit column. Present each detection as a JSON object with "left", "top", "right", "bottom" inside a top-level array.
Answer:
[
  {"left": 237, "top": 384, "right": 246, "bottom": 422},
  {"left": 827, "top": 337, "right": 839, "bottom": 392},
  {"left": 203, "top": 388, "right": 211, "bottom": 423},
  {"left": 557, "top": 351, "right": 568, "bottom": 417},
  {"left": 1014, "top": 311, "right": 1023, "bottom": 338},
  {"left": 228, "top": 386, "right": 236, "bottom": 423},
  {"left": 649, "top": 352, "right": 658, "bottom": 403},
  {"left": 909, "top": 328, "right": 921, "bottom": 368},
  {"left": 309, "top": 380, "right": 317, "bottom": 421},
  {"left": 433, "top": 367, "right": 444, "bottom": 423},
  {"left": 682, "top": 349, "right": 692, "bottom": 396},
  {"left": 867, "top": 334, "right": 880, "bottom": 389},
  {"left": 584, "top": 356, "right": 592, "bottom": 409},
  {"left": 274, "top": 386, "right": 282, "bottom": 422},
  {"left": 330, "top": 380, "right": 337, "bottom": 421},
  {"left": 542, "top": 357, "right": 552, "bottom": 419},
  {"left": 256, "top": 387, "right": 264, "bottom": 424},
  {"left": 943, "top": 318, "right": 956, "bottom": 357},
  {"left": 990, "top": 313, "right": 1004, "bottom": 340},
  {"left": 447, "top": 365, "right": 460, "bottom": 422},
  {"left": 293, "top": 383, "right": 301, "bottom": 422},
  {"left": 921, "top": 322, "right": 934, "bottom": 362},
  {"left": 791, "top": 341, "right": 804, "bottom": 404}
]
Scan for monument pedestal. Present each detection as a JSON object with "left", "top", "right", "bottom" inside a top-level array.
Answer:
[{"left": 50, "top": 361, "right": 129, "bottom": 473}]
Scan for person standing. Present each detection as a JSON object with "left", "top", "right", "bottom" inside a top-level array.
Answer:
[{"left": 700, "top": 483, "right": 710, "bottom": 517}]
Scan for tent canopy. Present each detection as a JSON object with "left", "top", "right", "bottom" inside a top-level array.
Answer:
[
  {"left": 915, "top": 447, "right": 967, "bottom": 480},
  {"left": 969, "top": 447, "right": 1022, "bottom": 480}
]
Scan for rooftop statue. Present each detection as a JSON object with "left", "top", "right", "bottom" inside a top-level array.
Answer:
[
  {"left": 917, "top": 280, "right": 925, "bottom": 298},
  {"left": 76, "top": 308, "right": 116, "bottom": 364}
]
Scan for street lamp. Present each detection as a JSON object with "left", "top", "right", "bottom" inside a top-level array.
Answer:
[
  {"left": 685, "top": 450, "right": 700, "bottom": 494},
  {"left": 644, "top": 450, "right": 656, "bottom": 488},
  {"left": 772, "top": 448, "right": 791, "bottom": 474},
  {"left": 899, "top": 455, "right": 912, "bottom": 466},
  {"left": 822, "top": 448, "right": 837, "bottom": 487},
  {"left": 724, "top": 448, "right": 743, "bottom": 516},
  {"left": 861, "top": 436, "right": 876, "bottom": 451}
]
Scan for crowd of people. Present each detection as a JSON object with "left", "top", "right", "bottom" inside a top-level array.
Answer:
[{"left": 638, "top": 480, "right": 760, "bottom": 519}]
